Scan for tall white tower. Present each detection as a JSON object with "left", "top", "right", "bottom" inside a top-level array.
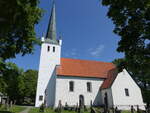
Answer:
[{"left": 35, "top": 2, "right": 62, "bottom": 107}]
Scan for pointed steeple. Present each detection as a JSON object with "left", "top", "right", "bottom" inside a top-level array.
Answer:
[{"left": 45, "top": 1, "right": 58, "bottom": 45}]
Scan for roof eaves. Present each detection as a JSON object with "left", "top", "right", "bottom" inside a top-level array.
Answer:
[{"left": 57, "top": 74, "right": 107, "bottom": 79}]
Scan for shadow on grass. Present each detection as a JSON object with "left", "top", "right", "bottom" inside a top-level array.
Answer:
[{"left": 0, "top": 111, "right": 13, "bottom": 113}]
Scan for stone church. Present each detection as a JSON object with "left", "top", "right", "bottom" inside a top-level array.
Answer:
[{"left": 35, "top": 2, "right": 145, "bottom": 110}]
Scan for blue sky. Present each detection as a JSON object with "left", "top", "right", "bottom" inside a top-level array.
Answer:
[{"left": 8, "top": 0, "right": 124, "bottom": 70}]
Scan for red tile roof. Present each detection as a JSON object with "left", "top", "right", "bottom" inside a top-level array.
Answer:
[
  {"left": 100, "top": 68, "right": 118, "bottom": 89},
  {"left": 56, "top": 58, "right": 116, "bottom": 78}
]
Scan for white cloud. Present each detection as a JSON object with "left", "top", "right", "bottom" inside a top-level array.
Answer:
[
  {"left": 64, "top": 48, "right": 78, "bottom": 58},
  {"left": 88, "top": 45, "right": 104, "bottom": 57}
]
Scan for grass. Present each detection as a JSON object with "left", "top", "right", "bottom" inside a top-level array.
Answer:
[
  {"left": 28, "top": 107, "right": 91, "bottom": 113},
  {"left": 28, "top": 107, "right": 138, "bottom": 113},
  {"left": 122, "top": 111, "right": 137, "bottom": 113},
  {"left": 0, "top": 105, "right": 26, "bottom": 113},
  {"left": 122, "top": 111, "right": 130, "bottom": 113},
  {"left": 62, "top": 110, "right": 76, "bottom": 113},
  {"left": 9, "top": 105, "right": 26, "bottom": 113},
  {"left": 28, "top": 108, "right": 54, "bottom": 113}
]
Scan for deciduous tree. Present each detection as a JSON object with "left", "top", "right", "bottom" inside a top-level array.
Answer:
[
  {"left": 102, "top": 0, "right": 150, "bottom": 103},
  {"left": 23, "top": 70, "right": 38, "bottom": 103},
  {"left": 0, "top": 0, "right": 42, "bottom": 60}
]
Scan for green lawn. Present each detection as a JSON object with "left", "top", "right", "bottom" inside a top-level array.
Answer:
[
  {"left": 0, "top": 105, "right": 26, "bottom": 113},
  {"left": 28, "top": 107, "right": 139, "bottom": 113},
  {"left": 28, "top": 108, "right": 54, "bottom": 113},
  {"left": 28, "top": 107, "right": 90, "bottom": 113},
  {"left": 122, "top": 111, "right": 137, "bottom": 113}
]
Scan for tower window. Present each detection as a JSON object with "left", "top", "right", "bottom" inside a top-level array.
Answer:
[
  {"left": 47, "top": 46, "right": 50, "bottom": 52},
  {"left": 39, "top": 95, "right": 43, "bottom": 101},
  {"left": 53, "top": 47, "right": 55, "bottom": 52},
  {"left": 87, "top": 82, "right": 92, "bottom": 92},
  {"left": 69, "top": 81, "right": 74, "bottom": 92},
  {"left": 125, "top": 88, "right": 129, "bottom": 96}
]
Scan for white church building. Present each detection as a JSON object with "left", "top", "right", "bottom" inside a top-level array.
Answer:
[{"left": 35, "top": 3, "right": 145, "bottom": 110}]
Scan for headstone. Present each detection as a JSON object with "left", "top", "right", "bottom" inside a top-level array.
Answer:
[
  {"left": 146, "top": 103, "right": 150, "bottom": 113},
  {"left": 5, "top": 97, "right": 9, "bottom": 110},
  {"left": 39, "top": 103, "right": 45, "bottom": 112},
  {"left": 90, "top": 100, "right": 92, "bottom": 108},
  {"left": 65, "top": 102, "right": 68, "bottom": 107},
  {"left": 9, "top": 101, "right": 12, "bottom": 108},
  {"left": 57, "top": 100, "right": 62, "bottom": 113},
  {"left": 91, "top": 108, "right": 96, "bottom": 113},
  {"left": 2, "top": 99, "right": 6, "bottom": 104},
  {"left": 131, "top": 105, "right": 134, "bottom": 113},
  {"left": 146, "top": 106, "right": 150, "bottom": 113},
  {"left": 115, "top": 107, "right": 118, "bottom": 113},
  {"left": 112, "top": 107, "right": 115, "bottom": 113},
  {"left": 76, "top": 102, "right": 78, "bottom": 111},
  {"left": 136, "top": 105, "right": 140, "bottom": 113},
  {"left": 84, "top": 105, "right": 87, "bottom": 111}
]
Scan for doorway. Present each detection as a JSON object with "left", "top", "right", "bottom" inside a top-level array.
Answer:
[
  {"left": 79, "top": 95, "right": 84, "bottom": 108},
  {"left": 104, "top": 92, "right": 108, "bottom": 108}
]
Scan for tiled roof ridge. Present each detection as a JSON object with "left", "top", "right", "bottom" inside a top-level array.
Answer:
[{"left": 61, "top": 57, "right": 115, "bottom": 65}]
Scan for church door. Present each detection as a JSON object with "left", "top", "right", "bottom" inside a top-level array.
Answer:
[
  {"left": 104, "top": 92, "right": 108, "bottom": 109},
  {"left": 79, "top": 95, "right": 84, "bottom": 108}
]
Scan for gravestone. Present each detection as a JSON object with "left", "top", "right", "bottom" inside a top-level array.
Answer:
[
  {"left": 57, "top": 100, "right": 62, "bottom": 113},
  {"left": 131, "top": 106, "right": 134, "bottom": 113},
  {"left": 39, "top": 103, "right": 45, "bottom": 112},
  {"left": 136, "top": 105, "right": 140, "bottom": 113}
]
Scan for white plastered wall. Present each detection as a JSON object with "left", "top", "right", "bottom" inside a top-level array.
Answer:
[
  {"left": 55, "top": 76, "right": 104, "bottom": 107},
  {"left": 35, "top": 42, "right": 61, "bottom": 107},
  {"left": 101, "top": 88, "right": 113, "bottom": 108},
  {"left": 111, "top": 69, "right": 145, "bottom": 110}
]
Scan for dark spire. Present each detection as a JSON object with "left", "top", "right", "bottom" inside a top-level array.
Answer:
[{"left": 45, "top": 1, "right": 58, "bottom": 44}]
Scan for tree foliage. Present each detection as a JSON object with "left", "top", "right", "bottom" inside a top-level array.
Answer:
[
  {"left": 1, "top": 62, "right": 23, "bottom": 103},
  {"left": 0, "top": 0, "right": 42, "bottom": 60},
  {"left": 0, "top": 0, "right": 41, "bottom": 104},
  {"left": 0, "top": 62, "right": 38, "bottom": 104},
  {"left": 102, "top": 0, "right": 150, "bottom": 103},
  {"left": 102, "top": 0, "right": 150, "bottom": 74},
  {"left": 18, "top": 70, "right": 38, "bottom": 104},
  {"left": 0, "top": 77, "right": 7, "bottom": 94},
  {"left": 112, "top": 58, "right": 127, "bottom": 72}
]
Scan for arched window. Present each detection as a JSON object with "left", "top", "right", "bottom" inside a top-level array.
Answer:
[
  {"left": 87, "top": 82, "right": 92, "bottom": 92},
  {"left": 69, "top": 81, "right": 74, "bottom": 92},
  {"left": 53, "top": 46, "right": 55, "bottom": 52},
  {"left": 47, "top": 46, "right": 50, "bottom": 52}
]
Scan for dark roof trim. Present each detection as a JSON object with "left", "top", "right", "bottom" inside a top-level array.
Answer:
[{"left": 57, "top": 74, "right": 107, "bottom": 79}]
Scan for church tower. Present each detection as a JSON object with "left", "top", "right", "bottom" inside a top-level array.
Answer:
[{"left": 35, "top": 2, "right": 62, "bottom": 107}]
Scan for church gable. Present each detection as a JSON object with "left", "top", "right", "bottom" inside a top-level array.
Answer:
[
  {"left": 110, "top": 69, "right": 145, "bottom": 110},
  {"left": 111, "top": 69, "right": 141, "bottom": 91}
]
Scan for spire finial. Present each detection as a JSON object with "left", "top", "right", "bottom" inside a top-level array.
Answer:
[{"left": 45, "top": 0, "right": 58, "bottom": 45}]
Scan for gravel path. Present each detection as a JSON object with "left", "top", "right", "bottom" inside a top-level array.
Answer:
[{"left": 20, "top": 106, "right": 33, "bottom": 113}]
